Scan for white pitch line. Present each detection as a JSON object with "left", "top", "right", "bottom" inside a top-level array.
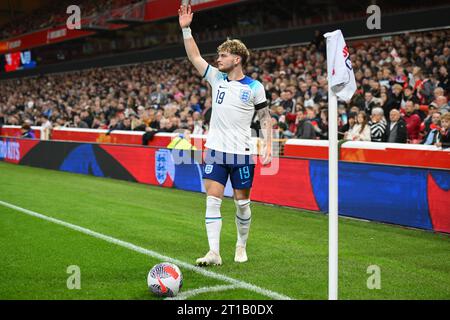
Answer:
[
  {"left": 0, "top": 200, "right": 292, "bottom": 300},
  {"left": 165, "top": 284, "right": 240, "bottom": 300}
]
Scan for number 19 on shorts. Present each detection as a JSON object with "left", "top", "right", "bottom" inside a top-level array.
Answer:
[{"left": 239, "top": 166, "right": 251, "bottom": 180}]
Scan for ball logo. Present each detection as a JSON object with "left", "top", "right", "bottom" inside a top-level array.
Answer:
[{"left": 163, "top": 265, "right": 179, "bottom": 280}]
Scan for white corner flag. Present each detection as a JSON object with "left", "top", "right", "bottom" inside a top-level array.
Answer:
[{"left": 323, "top": 29, "right": 356, "bottom": 300}]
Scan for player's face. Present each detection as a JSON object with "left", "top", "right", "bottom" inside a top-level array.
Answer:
[{"left": 217, "top": 51, "right": 240, "bottom": 73}]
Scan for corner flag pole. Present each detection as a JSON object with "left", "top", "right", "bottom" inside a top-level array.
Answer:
[
  {"left": 324, "top": 29, "right": 356, "bottom": 301},
  {"left": 328, "top": 87, "right": 338, "bottom": 300}
]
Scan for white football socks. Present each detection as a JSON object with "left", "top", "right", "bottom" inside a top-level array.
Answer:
[
  {"left": 205, "top": 196, "right": 222, "bottom": 255},
  {"left": 235, "top": 199, "right": 251, "bottom": 247}
]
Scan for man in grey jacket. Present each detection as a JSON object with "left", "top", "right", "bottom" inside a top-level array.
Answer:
[
  {"left": 385, "top": 109, "right": 407, "bottom": 143},
  {"left": 295, "top": 111, "right": 316, "bottom": 139}
]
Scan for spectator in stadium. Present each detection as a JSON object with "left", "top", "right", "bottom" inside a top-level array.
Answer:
[
  {"left": 388, "top": 84, "right": 403, "bottom": 112},
  {"left": 318, "top": 108, "right": 328, "bottom": 140},
  {"left": 385, "top": 109, "right": 407, "bottom": 143},
  {"left": 6, "top": 115, "right": 20, "bottom": 126},
  {"left": 295, "top": 110, "right": 316, "bottom": 140},
  {"left": 149, "top": 84, "right": 168, "bottom": 108},
  {"left": 415, "top": 102, "right": 428, "bottom": 122},
  {"left": 20, "top": 123, "right": 35, "bottom": 139},
  {"left": 437, "top": 66, "right": 449, "bottom": 93},
  {"left": 339, "top": 111, "right": 357, "bottom": 140},
  {"left": 401, "top": 86, "right": 418, "bottom": 108},
  {"left": 403, "top": 100, "right": 421, "bottom": 143},
  {"left": 274, "top": 116, "right": 290, "bottom": 139},
  {"left": 192, "top": 118, "right": 204, "bottom": 135},
  {"left": 421, "top": 103, "right": 438, "bottom": 134},
  {"left": 360, "top": 91, "right": 379, "bottom": 115},
  {"left": 344, "top": 111, "right": 371, "bottom": 141},
  {"left": 0, "top": 110, "right": 5, "bottom": 127},
  {"left": 40, "top": 115, "right": 53, "bottom": 140},
  {"left": 380, "top": 91, "right": 395, "bottom": 117},
  {"left": 435, "top": 96, "right": 450, "bottom": 114},
  {"left": 269, "top": 91, "right": 282, "bottom": 109},
  {"left": 190, "top": 95, "right": 202, "bottom": 113},
  {"left": 280, "top": 90, "right": 296, "bottom": 113},
  {"left": 305, "top": 106, "right": 320, "bottom": 126},
  {"left": 53, "top": 117, "right": 69, "bottom": 129},
  {"left": 433, "top": 87, "right": 445, "bottom": 101},
  {"left": 118, "top": 117, "right": 132, "bottom": 131},
  {"left": 422, "top": 111, "right": 441, "bottom": 145},
  {"left": 369, "top": 107, "right": 387, "bottom": 142},
  {"left": 74, "top": 114, "right": 89, "bottom": 129},
  {"left": 90, "top": 118, "right": 104, "bottom": 130},
  {"left": 80, "top": 110, "right": 93, "bottom": 128},
  {"left": 436, "top": 113, "right": 450, "bottom": 149},
  {"left": 167, "top": 130, "right": 197, "bottom": 150},
  {"left": 158, "top": 118, "right": 175, "bottom": 133},
  {"left": 443, "top": 46, "right": 450, "bottom": 65}
]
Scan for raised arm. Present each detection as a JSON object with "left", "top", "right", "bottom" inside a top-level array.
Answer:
[{"left": 178, "top": 4, "right": 208, "bottom": 77}]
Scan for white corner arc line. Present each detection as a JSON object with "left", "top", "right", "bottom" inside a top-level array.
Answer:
[
  {"left": 165, "top": 284, "right": 240, "bottom": 300},
  {"left": 0, "top": 200, "right": 293, "bottom": 300}
]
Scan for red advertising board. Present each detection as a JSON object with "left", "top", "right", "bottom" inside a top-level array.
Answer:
[
  {"left": 284, "top": 139, "right": 450, "bottom": 170},
  {"left": 2, "top": 125, "right": 448, "bottom": 170}
]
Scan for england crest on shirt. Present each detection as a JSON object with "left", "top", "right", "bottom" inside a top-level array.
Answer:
[{"left": 239, "top": 89, "right": 251, "bottom": 103}]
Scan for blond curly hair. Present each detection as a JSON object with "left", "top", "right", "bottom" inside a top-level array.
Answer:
[{"left": 217, "top": 38, "right": 250, "bottom": 66}]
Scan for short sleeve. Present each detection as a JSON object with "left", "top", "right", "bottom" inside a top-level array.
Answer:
[
  {"left": 253, "top": 81, "right": 267, "bottom": 106},
  {"left": 203, "top": 65, "right": 225, "bottom": 87}
]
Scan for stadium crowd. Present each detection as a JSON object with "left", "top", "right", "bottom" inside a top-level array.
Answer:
[
  {"left": 0, "top": 29, "right": 449, "bottom": 149},
  {"left": 0, "top": 0, "right": 142, "bottom": 40}
]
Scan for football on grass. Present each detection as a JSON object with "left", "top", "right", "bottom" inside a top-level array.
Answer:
[{"left": 147, "top": 262, "right": 183, "bottom": 297}]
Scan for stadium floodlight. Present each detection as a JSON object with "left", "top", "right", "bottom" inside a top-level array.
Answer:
[{"left": 323, "top": 30, "right": 356, "bottom": 300}]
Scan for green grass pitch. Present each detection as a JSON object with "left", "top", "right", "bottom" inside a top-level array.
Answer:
[{"left": 0, "top": 161, "right": 449, "bottom": 300}]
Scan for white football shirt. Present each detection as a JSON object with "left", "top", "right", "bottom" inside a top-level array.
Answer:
[{"left": 203, "top": 65, "right": 267, "bottom": 155}]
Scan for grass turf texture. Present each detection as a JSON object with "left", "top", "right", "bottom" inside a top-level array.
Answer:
[{"left": 0, "top": 161, "right": 449, "bottom": 300}]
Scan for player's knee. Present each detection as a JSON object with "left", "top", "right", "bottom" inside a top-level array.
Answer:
[
  {"left": 207, "top": 195, "right": 222, "bottom": 211},
  {"left": 234, "top": 199, "right": 251, "bottom": 216},
  {"left": 204, "top": 179, "right": 225, "bottom": 198}
]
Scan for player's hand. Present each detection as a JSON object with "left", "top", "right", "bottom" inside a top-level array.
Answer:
[
  {"left": 178, "top": 4, "right": 193, "bottom": 29},
  {"left": 261, "top": 142, "right": 272, "bottom": 166}
]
